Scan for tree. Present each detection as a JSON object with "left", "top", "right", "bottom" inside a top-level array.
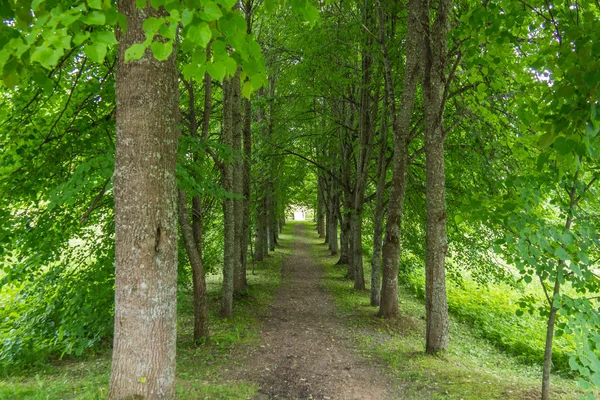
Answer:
[
  {"left": 108, "top": 1, "right": 179, "bottom": 397},
  {"left": 377, "top": 0, "right": 423, "bottom": 318},
  {"left": 422, "top": 0, "right": 451, "bottom": 353}
]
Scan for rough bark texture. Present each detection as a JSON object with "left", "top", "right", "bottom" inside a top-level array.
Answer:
[
  {"left": 377, "top": 0, "right": 422, "bottom": 318},
  {"left": 177, "top": 191, "right": 209, "bottom": 342},
  {"left": 241, "top": 96, "right": 251, "bottom": 288},
  {"left": 423, "top": 0, "right": 451, "bottom": 353},
  {"left": 220, "top": 78, "right": 235, "bottom": 318},
  {"left": 232, "top": 73, "right": 246, "bottom": 296},
  {"left": 338, "top": 127, "right": 352, "bottom": 269},
  {"left": 370, "top": 97, "right": 389, "bottom": 307},
  {"left": 109, "top": 2, "right": 179, "bottom": 398},
  {"left": 352, "top": 3, "right": 375, "bottom": 291}
]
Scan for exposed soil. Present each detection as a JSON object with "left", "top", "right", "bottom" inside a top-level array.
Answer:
[{"left": 231, "top": 224, "right": 398, "bottom": 400}]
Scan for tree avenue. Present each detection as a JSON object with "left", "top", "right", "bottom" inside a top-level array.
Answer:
[{"left": 0, "top": 0, "right": 599, "bottom": 399}]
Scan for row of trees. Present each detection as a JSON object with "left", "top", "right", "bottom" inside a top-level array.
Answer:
[
  {"left": 0, "top": 0, "right": 599, "bottom": 398},
  {"left": 0, "top": 0, "right": 309, "bottom": 397},
  {"left": 275, "top": 0, "right": 600, "bottom": 398}
]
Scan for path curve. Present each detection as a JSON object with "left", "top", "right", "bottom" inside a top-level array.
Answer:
[{"left": 236, "top": 223, "right": 396, "bottom": 400}]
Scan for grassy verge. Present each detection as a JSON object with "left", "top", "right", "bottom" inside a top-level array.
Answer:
[
  {"left": 308, "top": 225, "right": 587, "bottom": 400},
  {"left": 0, "top": 225, "right": 292, "bottom": 399}
]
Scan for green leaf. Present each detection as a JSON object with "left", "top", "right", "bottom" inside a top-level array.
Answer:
[
  {"left": 560, "top": 231, "right": 574, "bottom": 246},
  {"left": 143, "top": 17, "right": 164, "bottom": 35},
  {"left": 73, "top": 32, "right": 91, "bottom": 46},
  {"left": 92, "top": 31, "right": 117, "bottom": 46},
  {"left": 241, "top": 80, "right": 253, "bottom": 99},
  {"left": 124, "top": 43, "right": 147, "bottom": 62},
  {"left": 538, "top": 133, "right": 555, "bottom": 148},
  {"left": 554, "top": 246, "right": 568, "bottom": 261},
  {"left": 150, "top": 40, "right": 173, "bottom": 61},
  {"left": 223, "top": 56, "right": 237, "bottom": 76},
  {"left": 207, "top": 61, "right": 226, "bottom": 82},
  {"left": 88, "top": 0, "right": 103, "bottom": 10},
  {"left": 202, "top": 2, "right": 223, "bottom": 21},
  {"left": 186, "top": 22, "right": 212, "bottom": 47},
  {"left": 31, "top": 46, "right": 61, "bottom": 69},
  {"left": 82, "top": 11, "right": 106, "bottom": 25},
  {"left": 84, "top": 42, "right": 107, "bottom": 63},
  {"left": 181, "top": 8, "right": 193, "bottom": 27},
  {"left": 136, "top": 0, "right": 147, "bottom": 8}
]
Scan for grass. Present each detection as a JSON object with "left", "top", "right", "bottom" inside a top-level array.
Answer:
[
  {"left": 0, "top": 225, "right": 293, "bottom": 399},
  {"left": 308, "top": 224, "right": 592, "bottom": 400}
]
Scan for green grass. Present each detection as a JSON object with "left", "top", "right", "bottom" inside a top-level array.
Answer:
[
  {"left": 0, "top": 225, "right": 293, "bottom": 399},
  {"left": 309, "top": 225, "right": 591, "bottom": 400}
]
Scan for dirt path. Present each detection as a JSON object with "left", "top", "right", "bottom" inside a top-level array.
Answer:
[{"left": 234, "top": 223, "right": 397, "bottom": 400}]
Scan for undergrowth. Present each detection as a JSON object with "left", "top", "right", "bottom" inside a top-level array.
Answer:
[
  {"left": 310, "top": 224, "right": 588, "bottom": 400},
  {"left": 0, "top": 225, "right": 292, "bottom": 399},
  {"left": 401, "top": 268, "right": 576, "bottom": 373}
]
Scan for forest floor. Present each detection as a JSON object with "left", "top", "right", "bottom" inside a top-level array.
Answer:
[
  {"left": 227, "top": 223, "right": 396, "bottom": 399},
  {"left": 0, "top": 221, "right": 590, "bottom": 399}
]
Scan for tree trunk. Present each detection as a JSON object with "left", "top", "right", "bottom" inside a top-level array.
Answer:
[
  {"left": 317, "top": 176, "right": 326, "bottom": 238},
  {"left": 266, "top": 190, "right": 275, "bottom": 252},
  {"left": 220, "top": 78, "right": 235, "bottom": 318},
  {"left": 241, "top": 95, "right": 251, "bottom": 288},
  {"left": 423, "top": 0, "right": 451, "bottom": 353},
  {"left": 542, "top": 274, "right": 561, "bottom": 400},
  {"left": 232, "top": 73, "right": 246, "bottom": 296},
  {"left": 178, "top": 191, "right": 209, "bottom": 342},
  {"left": 377, "top": 0, "right": 422, "bottom": 318},
  {"left": 371, "top": 95, "right": 389, "bottom": 307},
  {"left": 109, "top": 2, "right": 179, "bottom": 398},
  {"left": 352, "top": 1, "right": 375, "bottom": 291},
  {"left": 338, "top": 207, "right": 351, "bottom": 266}
]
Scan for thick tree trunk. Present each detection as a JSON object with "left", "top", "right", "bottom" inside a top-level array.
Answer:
[
  {"left": 178, "top": 191, "right": 209, "bottom": 342},
  {"left": 220, "top": 78, "right": 235, "bottom": 318},
  {"left": 423, "top": 0, "right": 451, "bottom": 353},
  {"left": 377, "top": 0, "right": 422, "bottom": 318},
  {"left": 109, "top": 2, "right": 179, "bottom": 398}
]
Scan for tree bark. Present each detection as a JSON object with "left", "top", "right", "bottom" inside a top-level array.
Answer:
[
  {"left": 352, "top": 1, "right": 375, "bottom": 291},
  {"left": 232, "top": 73, "right": 246, "bottom": 296},
  {"left": 178, "top": 191, "right": 209, "bottom": 342},
  {"left": 423, "top": 0, "right": 451, "bottom": 353},
  {"left": 220, "top": 78, "right": 235, "bottom": 318},
  {"left": 109, "top": 2, "right": 179, "bottom": 398},
  {"left": 377, "top": 0, "right": 422, "bottom": 318},
  {"left": 317, "top": 175, "right": 326, "bottom": 238},
  {"left": 241, "top": 95, "right": 251, "bottom": 288},
  {"left": 371, "top": 95, "right": 390, "bottom": 307}
]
